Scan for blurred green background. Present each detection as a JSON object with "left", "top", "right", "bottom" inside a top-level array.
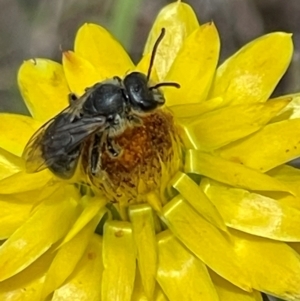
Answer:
[{"left": 0, "top": 0, "right": 300, "bottom": 116}]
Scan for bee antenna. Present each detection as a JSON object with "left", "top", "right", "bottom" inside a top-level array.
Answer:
[
  {"left": 149, "top": 82, "right": 180, "bottom": 90},
  {"left": 147, "top": 28, "right": 166, "bottom": 81}
]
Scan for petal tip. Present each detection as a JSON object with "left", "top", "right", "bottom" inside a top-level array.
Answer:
[{"left": 62, "top": 50, "right": 73, "bottom": 61}]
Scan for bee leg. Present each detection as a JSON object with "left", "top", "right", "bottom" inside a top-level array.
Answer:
[
  {"left": 106, "top": 136, "right": 121, "bottom": 157},
  {"left": 68, "top": 93, "right": 78, "bottom": 105},
  {"left": 90, "top": 133, "right": 102, "bottom": 175}
]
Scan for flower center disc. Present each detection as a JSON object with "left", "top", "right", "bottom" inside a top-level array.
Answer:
[{"left": 83, "top": 110, "right": 181, "bottom": 206}]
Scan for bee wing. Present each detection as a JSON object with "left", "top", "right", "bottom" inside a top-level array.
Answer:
[
  {"left": 42, "top": 116, "right": 107, "bottom": 178},
  {"left": 22, "top": 116, "right": 61, "bottom": 173},
  {"left": 23, "top": 109, "right": 107, "bottom": 174}
]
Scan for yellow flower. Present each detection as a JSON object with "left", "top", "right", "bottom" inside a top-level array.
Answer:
[{"left": 0, "top": 2, "right": 300, "bottom": 301}]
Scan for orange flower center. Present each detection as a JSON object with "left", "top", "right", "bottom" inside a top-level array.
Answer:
[{"left": 82, "top": 109, "right": 182, "bottom": 205}]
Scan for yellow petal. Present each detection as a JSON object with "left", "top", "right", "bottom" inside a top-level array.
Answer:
[
  {"left": 208, "top": 33, "right": 293, "bottom": 104},
  {"left": 62, "top": 51, "right": 103, "bottom": 95},
  {"left": 52, "top": 234, "right": 103, "bottom": 301},
  {"left": 268, "top": 165, "right": 300, "bottom": 200},
  {"left": 168, "top": 96, "right": 223, "bottom": 119},
  {"left": 74, "top": 23, "right": 134, "bottom": 78},
  {"left": 58, "top": 195, "right": 107, "bottom": 247},
  {"left": 268, "top": 164, "right": 300, "bottom": 183},
  {"left": 180, "top": 98, "right": 290, "bottom": 151},
  {"left": 129, "top": 205, "right": 157, "bottom": 300},
  {"left": 210, "top": 270, "right": 263, "bottom": 301},
  {"left": 0, "top": 191, "right": 41, "bottom": 239},
  {"left": 258, "top": 189, "right": 300, "bottom": 213},
  {"left": 42, "top": 214, "right": 101, "bottom": 298},
  {"left": 186, "top": 150, "right": 292, "bottom": 194},
  {"left": 0, "top": 147, "right": 24, "bottom": 181},
  {"left": 0, "top": 247, "right": 56, "bottom": 301},
  {"left": 131, "top": 269, "right": 148, "bottom": 301},
  {"left": 18, "top": 59, "right": 70, "bottom": 122},
  {"left": 219, "top": 118, "right": 300, "bottom": 172},
  {"left": 0, "top": 113, "right": 41, "bottom": 157},
  {"left": 273, "top": 93, "right": 300, "bottom": 120},
  {"left": 157, "top": 230, "right": 219, "bottom": 301},
  {"left": 146, "top": 191, "right": 164, "bottom": 213},
  {"left": 131, "top": 269, "right": 169, "bottom": 301},
  {"left": 202, "top": 178, "right": 300, "bottom": 241},
  {"left": 231, "top": 229, "right": 300, "bottom": 300},
  {"left": 289, "top": 242, "right": 300, "bottom": 255},
  {"left": 0, "top": 186, "right": 79, "bottom": 281},
  {"left": 102, "top": 221, "right": 136, "bottom": 301},
  {"left": 0, "top": 169, "right": 52, "bottom": 194},
  {"left": 170, "top": 172, "right": 226, "bottom": 231},
  {"left": 164, "top": 23, "right": 220, "bottom": 106},
  {"left": 162, "top": 195, "right": 251, "bottom": 291},
  {"left": 144, "top": 2, "right": 199, "bottom": 80},
  {"left": 154, "top": 288, "right": 169, "bottom": 301}
]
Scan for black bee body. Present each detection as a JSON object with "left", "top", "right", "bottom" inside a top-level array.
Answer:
[{"left": 22, "top": 29, "right": 179, "bottom": 179}]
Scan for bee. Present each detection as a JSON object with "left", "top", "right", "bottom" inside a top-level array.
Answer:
[{"left": 22, "top": 28, "right": 180, "bottom": 179}]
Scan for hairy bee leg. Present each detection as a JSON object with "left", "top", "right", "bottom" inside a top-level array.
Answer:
[
  {"left": 90, "top": 133, "right": 102, "bottom": 175},
  {"left": 106, "top": 136, "right": 120, "bottom": 157}
]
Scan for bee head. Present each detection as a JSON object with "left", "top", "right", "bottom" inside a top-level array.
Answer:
[
  {"left": 124, "top": 72, "right": 165, "bottom": 112},
  {"left": 125, "top": 28, "right": 180, "bottom": 113}
]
